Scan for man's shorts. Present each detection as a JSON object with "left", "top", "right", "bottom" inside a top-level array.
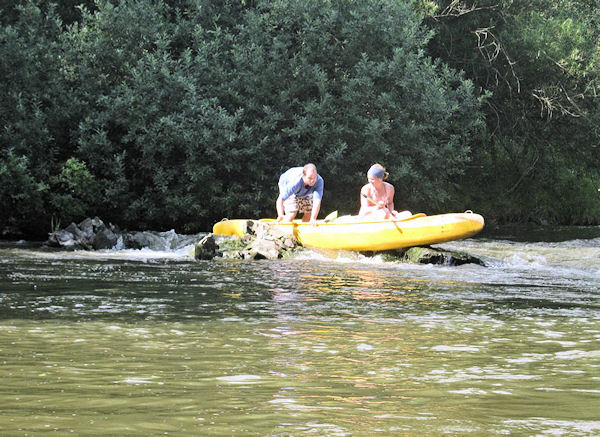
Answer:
[{"left": 283, "top": 195, "right": 313, "bottom": 214}]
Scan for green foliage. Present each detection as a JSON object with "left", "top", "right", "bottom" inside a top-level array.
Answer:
[
  {"left": 426, "top": 0, "right": 600, "bottom": 223},
  {"left": 185, "top": 0, "right": 484, "bottom": 215},
  {"left": 0, "top": 0, "right": 97, "bottom": 26},
  {"left": 48, "top": 157, "right": 99, "bottom": 225},
  {"left": 0, "top": 1, "right": 66, "bottom": 234},
  {"left": 0, "top": 151, "right": 48, "bottom": 233},
  {"left": 54, "top": 0, "right": 483, "bottom": 231},
  {"left": 56, "top": 157, "right": 95, "bottom": 193},
  {"left": 0, "top": 1, "right": 63, "bottom": 172},
  {"left": 1, "top": 0, "right": 598, "bottom": 236}
]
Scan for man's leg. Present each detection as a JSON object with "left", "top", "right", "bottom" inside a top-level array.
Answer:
[
  {"left": 298, "top": 197, "right": 313, "bottom": 222},
  {"left": 282, "top": 196, "right": 299, "bottom": 222},
  {"left": 284, "top": 210, "right": 298, "bottom": 222}
]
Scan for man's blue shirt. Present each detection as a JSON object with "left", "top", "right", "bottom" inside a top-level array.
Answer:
[{"left": 278, "top": 167, "right": 324, "bottom": 201}]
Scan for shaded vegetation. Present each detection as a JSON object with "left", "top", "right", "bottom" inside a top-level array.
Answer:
[
  {"left": 427, "top": 0, "right": 600, "bottom": 223},
  {"left": 1, "top": 0, "right": 599, "bottom": 237}
]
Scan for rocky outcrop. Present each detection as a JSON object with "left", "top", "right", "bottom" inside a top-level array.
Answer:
[
  {"left": 123, "top": 231, "right": 163, "bottom": 250},
  {"left": 195, "top": 220, "right": 298, "bottom": 261},
  {"left": 45, "top": 217, "right": 199, "bottom": 251},
  {"left": 379, "top": 246, "right": 485, "bottom": 266},
  {"left": 46, "top": 217, "right": 483, "bottom": 266},
  {"left": 195, "top": 234, "right": 218, "bottom": 260},
  {"left": 46, "top": 217, "right": 119, "bottom": 250}
]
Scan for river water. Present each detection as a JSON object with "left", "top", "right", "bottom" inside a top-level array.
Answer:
[{"left": 0, "top": 226, "right": 599, "bottom": 436}]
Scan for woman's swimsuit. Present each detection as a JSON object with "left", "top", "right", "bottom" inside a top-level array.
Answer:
[{"left": 364, "top": 185, "right": 391, "bottom": 208}]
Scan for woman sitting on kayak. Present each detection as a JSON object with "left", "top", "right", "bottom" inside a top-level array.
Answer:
[{"left": 359, "top": 164, "right": 411, "bottom": 220}]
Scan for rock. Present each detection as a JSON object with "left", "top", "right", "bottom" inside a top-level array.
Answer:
[
  {"left": 49, "top": 229, "right": 78, "bottom": 249},
  {"left": 158, "top": 229, "right": 198, "bottom": 250},
  {"left": 250, "top": 221, "right": 291, "bottom": 240},
  {"left": 124, "top": 231, "right": 164, "bottom": 250},
  {"left": 204, "top": 223, "right": 483, "bottom": 265},
  {"left": 64, "top": 222, "right": 85, "bottom": 241},
  {"left": 442, "top": 249, "right": 485, "bottom": 266},
  {"left": 78, "top": 218, "right": 95, "bottom": 241},
  {"left": 241, "top": 220, "right": 255, "bottom": 235},
  {"left": 45, "top": 216, "right": 200, "bottom": 253},
  {"left": 195, "top": 234, "right": 218, "bottom": 260},
  {"left": 403, "top": 247, "right": 448, "bottom": 264},
  {"left": 91, "top": 216, "right": 105, "bottom": 231},
  {"left": 92, "top": 226, "right": 118, "bottom": 250},
  {"left": 221, "top": 250, "right": 243, "bottom": 259},
  {"left": 380, "top": 246, "right": 485, "bottom": 266},
  {"left": 46, "top": 217, "right": 112, "bottom": 250},
  {"left": 247, "top": 238, "right": 281, "bottom": 260},
  {"left": 206, "top": 222, "right": 300, "bottom": 261}
]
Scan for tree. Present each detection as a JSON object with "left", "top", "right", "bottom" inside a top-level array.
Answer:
[
  {"left": 0, "top": 1, "right": 66, "bottom": 235},
  {"left": 61, "top": 0, "right": 484, "bottom": 229},
  {"left": 184, "top": 0, "right": 484, "bottom": 217},
  {"left": 1, "top": 0, "right": 486, "bottom": 234},
  {"left": 425, "top": 0, "right": 600, "bottom": 223}
]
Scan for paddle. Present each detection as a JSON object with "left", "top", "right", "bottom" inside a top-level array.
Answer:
[
  {"left": 361, "top": 193, "right": 380, "bottom": 205},
  {"left": 361, "top": 193, "right": 417, "bottom": 220},
  {"left": 323, "top": 210, "right": 338, "bottom": 223},
  {"left": 361, "top": 193, "right": 393, "bottom": 218}
]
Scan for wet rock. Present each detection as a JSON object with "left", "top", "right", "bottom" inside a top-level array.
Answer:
[
  {"left": 78, "top": 218, "right": 96, "bottom": 241},
  {"left": 441, "top": 249, "right": 485, "bottom": 266},
  {"left": 195, "top": 234, "right": 218, "bottom": 260},
  {"left": 206, "top": 222, "right": 482, "bottom": 265},
  {"left": 46, "top": 217, "right": 119, "bottom": 250},
  {"left": 207, "top": 221, "right": 300, "bottom": 261},
  {"left": 45, "top": 216, "right": 200, "bottom": 253},
  {"left": 403, "top": 247, "right": 447, "bottom": 264},
  {"left": 221, "top": 249, "right": 243, "bottom": 259},
  {"left": 63, "top": 222, "right": 84, "bottom": 241},
  {"left": 246, "top": 238, "right": 281, "bottom": 260},
  {"left": 50, "top": 229, "right": 79, "bottom": 249},
  {"left": 92, "top": 226, "right": 118, "bottom": 250},
  {"left": 124, "top": 231, "right": 164, "bottom": 250},
  {"left": 250, "top": 221, "right": 291, "bottom": 240},
  {"left": 381, "top": 246, "right": 485, "bottom": 266}
]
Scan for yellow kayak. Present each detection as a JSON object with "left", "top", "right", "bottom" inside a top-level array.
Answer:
[{"left": 212, "top": 212, "right": 484, "bottom": 252}]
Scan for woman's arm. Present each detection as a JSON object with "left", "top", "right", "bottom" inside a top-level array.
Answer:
[
  {"left": 387, "top": 183, "right": 395, "bottom": 213},
  {"left": 359, "top": 186, "right": 371, "bottom": 216}
]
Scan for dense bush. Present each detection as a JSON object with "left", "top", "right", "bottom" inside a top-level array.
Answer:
[
  {"left": 0, "top": 0, "right": 598, "bottom": 237},
  {"left": 426, "top": 0, "right": 600, "bottom": 223}
]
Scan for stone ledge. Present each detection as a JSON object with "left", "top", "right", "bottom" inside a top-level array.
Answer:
[
  {"left": 377, "top": 246, "right": 485, "bottom": 266},
  {"left": 195, "top": 220, "right": 299, "bottom": 261}
]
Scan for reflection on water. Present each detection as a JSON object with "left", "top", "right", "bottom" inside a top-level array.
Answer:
[{"left": 0, "top": 231, "right": 599, "bottom": 435}]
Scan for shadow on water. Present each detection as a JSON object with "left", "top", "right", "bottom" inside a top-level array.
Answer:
[{"left": 481, "top": 223, "right": 600, "bottom": 242}]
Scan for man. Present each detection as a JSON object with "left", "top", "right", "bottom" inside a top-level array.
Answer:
[{"left": 276, "top": 163, "right": 324, "bottom": 225}]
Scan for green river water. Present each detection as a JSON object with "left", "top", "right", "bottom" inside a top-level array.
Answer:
[{"left": 0, "top": 226, "right": 599, "bottom": 436}]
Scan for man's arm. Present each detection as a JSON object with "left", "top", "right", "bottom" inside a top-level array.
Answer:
[
  {"left": 310, "top": 198, "right": 322, "bottom": 225},
  {"left": 276, "top": 196, "right": 285, "bottom": 221}
]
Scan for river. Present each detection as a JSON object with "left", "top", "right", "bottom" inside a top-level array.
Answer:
[{"left": 0, "top": 225, "right": 599, "bottom": 436}]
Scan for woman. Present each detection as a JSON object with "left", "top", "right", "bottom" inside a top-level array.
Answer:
[{"left": 358, "top": 164, "right": 411, "bottom": 220}]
